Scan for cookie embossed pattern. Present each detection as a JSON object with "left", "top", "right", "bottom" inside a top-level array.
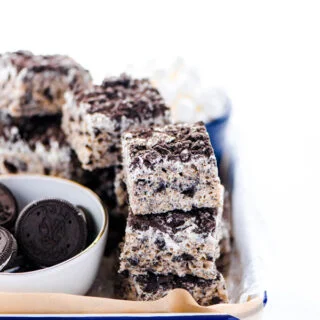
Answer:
[{"left": 15, "top": 199, "right": 88, "bottom": 267}]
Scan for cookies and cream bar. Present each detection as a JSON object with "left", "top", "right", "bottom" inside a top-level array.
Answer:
[
  {"left": 62, "top": 74, "right": 171, "bottom": 170},
  {"left": 122, "top": 122, "right": 221, "bottom": 215},
  {"left": 118, "top": 271, "right": 228, "bottom": 306},
  {"left": 0, "top": 115, "right": 72, "bottom": 178},
  {"left": 119, "top": 187, "right": 224, "bottom": 279},
  {"left": 0, "top": 51, "right": 91, "bottom": 117}
]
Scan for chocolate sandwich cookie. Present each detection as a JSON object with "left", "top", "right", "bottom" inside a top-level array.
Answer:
[
  {"left": 15, "top": 199, "right": 87, "bottom": 267},
  {"left": 0, "top": 227, "right": 18, "bottom": 271},
  {"left": 0, "top": 183, "right": 18, "bottom": 229},
  {"left": 76, "top": 206, "right": 95, "bottom": 246}
]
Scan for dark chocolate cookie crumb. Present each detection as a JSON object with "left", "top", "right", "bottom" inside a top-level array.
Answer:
[
  {"left": 128, "top": 122, "right": 214, "bottom": 170},
  {"left": 75, "top": 75, "right": 169, "bottom": 128},
  {"left": 129, "top": 207, "right": 217, "bottom": 234}
]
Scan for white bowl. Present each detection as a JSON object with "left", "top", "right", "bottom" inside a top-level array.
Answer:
[{"left": 0, "top": 174, "right": 108, "bottom": 295}]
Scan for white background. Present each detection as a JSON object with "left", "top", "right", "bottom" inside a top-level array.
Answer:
[{"left": 1, "top": 1, "right": 320, "bottom": 318}]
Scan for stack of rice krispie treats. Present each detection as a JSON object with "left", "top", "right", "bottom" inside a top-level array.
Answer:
[
  {"left": 0, "top": 50, "right": 232, "bottom": 303},
  {"left": 117, "top": 122, "right": 228, "bottom": 305}
]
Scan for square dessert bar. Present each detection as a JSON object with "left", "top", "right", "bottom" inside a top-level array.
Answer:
[
  {"left": 0, "top": 115, "right": 72, "bottom": 178},
  {"left": 119, "top": 185, "right": 224, "bottom": 280},
  {"left": 0, "top": 51, "right": 91, "bottom": 117},
  {"left": 118, "top": 271, "right": 228, "bottom": 306},
  {"left": 62, "top": 74, "right": 171, "bottom": 170},
  {"left": 122, "top": 122, "right": 221, "bottom": 215}
]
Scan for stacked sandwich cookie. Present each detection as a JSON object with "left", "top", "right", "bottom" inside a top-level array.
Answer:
[
  {"left": 62, "top": 74, "right": 171, "bottom": 214},
  {"left": 118, "top": 122, "right": 228, "bottom": 305},
  {"left": 0, "top": 51, "right": 92, "bottom": 178}
]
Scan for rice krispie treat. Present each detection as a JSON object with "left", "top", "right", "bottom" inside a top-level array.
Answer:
[
  {"left": 0, "top": 115, "right": 72, "bottom": 178},
  {"left": 62, "top": 74, "right": 171, "bottom": 170},
  {"left": 122, "top": 122, "right": 220, "bottom": 215},
  {"left": 0, "top": 51, "right": 91, "bottom": 117},
  {"left": 118, "top": 271, "right": 228, "bottom": 306},
  {"left": 119, "top": 187, "right": 224, "bottom": 279}
]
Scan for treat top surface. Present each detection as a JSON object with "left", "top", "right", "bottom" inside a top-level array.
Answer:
[
  {"left": 74, "top": 74, "right": 169, "bottom": 123},
  {"left": 0, "top": 51, "right": 90, "bottom": 79},
  {"left": 0, "top": 115, "right": 67, "bottom": 150},
  {"left": 124, "top": 122, "right": 215, "bottom": 169}
]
